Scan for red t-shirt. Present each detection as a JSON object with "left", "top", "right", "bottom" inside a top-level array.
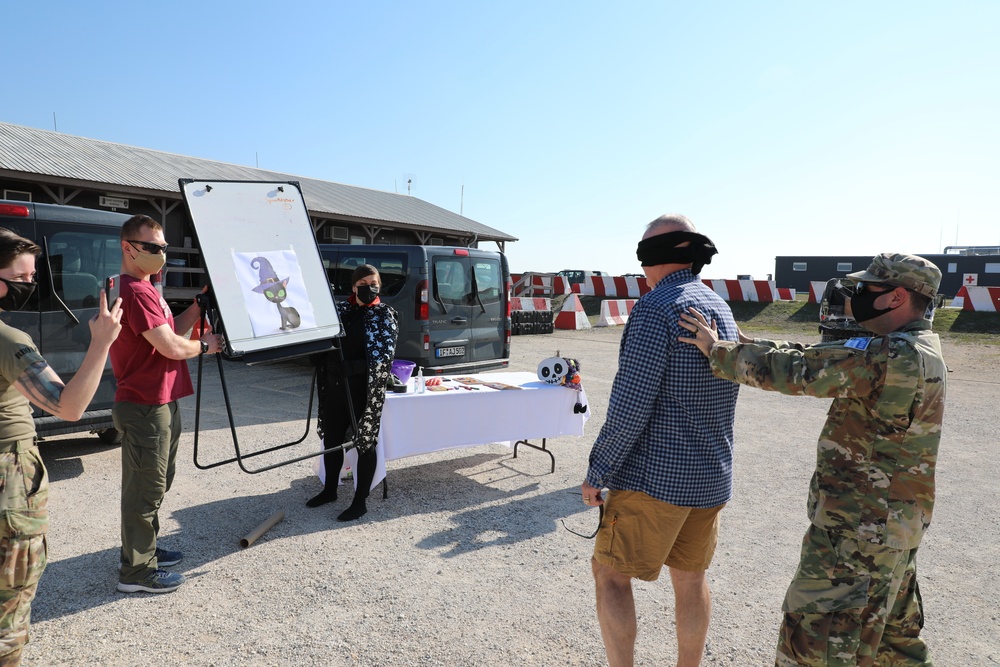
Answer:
[{"left": 110, "top": 275, "right": 194, "bottom": 405}]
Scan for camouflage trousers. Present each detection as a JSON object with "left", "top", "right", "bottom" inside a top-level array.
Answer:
[
  {"left": 775, "top": 525, "right": 931, "bottom": 667},
  {"left": 0, "top": 441, "right": 48, "bottom": 667}
]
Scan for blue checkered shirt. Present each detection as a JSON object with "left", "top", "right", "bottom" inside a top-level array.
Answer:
[{"left": 586, "top": 269, "right": 739, "bottom": 508}]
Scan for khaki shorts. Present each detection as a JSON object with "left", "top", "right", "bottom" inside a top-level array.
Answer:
[{"left": 593, "top": 490, "right": 724, "bottom": 581}]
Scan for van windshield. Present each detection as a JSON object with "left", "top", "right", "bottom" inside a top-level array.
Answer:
[{"left": 325, "top": 251, "right": 408, "bottom": 297}]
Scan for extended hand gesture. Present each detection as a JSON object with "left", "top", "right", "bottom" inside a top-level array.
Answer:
[{"left": 90, "top": 290, "right": 123, "bottom": 349}]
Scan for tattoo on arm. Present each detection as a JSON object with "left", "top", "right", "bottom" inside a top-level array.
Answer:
[{"left": 16, "top": 360, "right": 66, "bottom": 413}]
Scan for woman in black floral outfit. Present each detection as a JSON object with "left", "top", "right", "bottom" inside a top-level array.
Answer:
[{"left": 308, "top": 264, "right": 398, "bottom": 521}]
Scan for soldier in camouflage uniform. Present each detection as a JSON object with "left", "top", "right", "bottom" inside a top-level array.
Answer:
[
  {"left": 679, "top": 253, "right": 945, "bottom": 667},
  {"left": 0, "top": 228, "right": 121, "bottom": 666}
]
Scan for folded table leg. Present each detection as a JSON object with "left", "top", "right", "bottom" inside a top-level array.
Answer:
[{"left": 511, "top": 438, "right": 556, "bottom": 474}]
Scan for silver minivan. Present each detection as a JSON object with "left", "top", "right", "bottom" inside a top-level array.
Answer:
[
  {"left": 0, "top": 200, "right": 128, "bottom": 441},
  {"left": 319, "top": 244, "right": 510, "bottom": 374}
]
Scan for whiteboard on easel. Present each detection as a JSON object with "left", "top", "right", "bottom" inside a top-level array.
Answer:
[{"left": 179, "top": 180, "right": 341, "bottom": 361}]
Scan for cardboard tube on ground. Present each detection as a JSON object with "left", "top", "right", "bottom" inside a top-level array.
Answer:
[{"left": 239, "top": 510, "right": 285, "bottom": 548}]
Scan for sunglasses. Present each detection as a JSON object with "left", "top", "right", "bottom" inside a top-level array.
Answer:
[
  {"left": 854, "top": 281, "right": 895, "bottom": 296},
  {"left": 561, "top": 502, "right": 604, "bottom": 539},
  {"left": 127, "top": 239, "right": 169, "bottom": 255},
  {"left": 835, "top": 280, "right": 894, "bottom": 299}
]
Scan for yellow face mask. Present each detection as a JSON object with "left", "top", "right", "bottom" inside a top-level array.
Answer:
[{"left": 131, "top": 248, "right": 166, "bottom": 275}]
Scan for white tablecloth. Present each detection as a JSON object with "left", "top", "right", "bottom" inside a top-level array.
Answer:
[{"left": 315, "top": 371, "right": 590, "bottom": 490}]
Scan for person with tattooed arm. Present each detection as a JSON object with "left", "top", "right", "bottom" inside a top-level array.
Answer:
[{"left": 0, "top": 227, "right": 122, "bottom": 667}]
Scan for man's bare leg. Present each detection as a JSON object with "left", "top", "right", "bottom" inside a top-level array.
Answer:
[
  {"left": 670, "top": 567, "right": 711, "bottom": 667},
  {"left": 593, "top": 558, "right": 637, "bottom": 667}
]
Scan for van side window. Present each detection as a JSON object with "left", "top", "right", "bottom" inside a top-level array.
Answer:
[
  {"left": 46, "top": 231, "right": 122, "bottom": 309},
  {"left": 325, "top": 252, "right": 408, "bottom": 297},
  {"left": 473, "top": 260, "right": 501, "bottom": 303},
  {"left": 434, "top": 258, "right": 471, "bottom": 305}
]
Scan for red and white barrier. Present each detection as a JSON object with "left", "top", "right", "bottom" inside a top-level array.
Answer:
[
  {"left": 509, "top": 297, "right": 551, "bottom": 311},
  {"left": 518, "top": 272, "right": 797, "bottom": 303},
  {"left": 573, "top": 275, "right": 651, "bottom": 298},
  {"left": 808, "top": 281, "right": 828, "bottom": 303},
  {"left": 511, "top": 274, "right": 570, "bottom": 296},
  {"left": 547, "top": 276, "right": 571, "bottom": 295},
  {"left": 702, "top": 279, "right": 778, "bottom": 302},
  {"left": 554, "top": 294, "right": 591, "bottom": 330},
  {"left": 951, "top": 286, "right": 1000, "bottom": 311},
  {"left": 596, "top": 299, "right": 637, "bottom": 327}
]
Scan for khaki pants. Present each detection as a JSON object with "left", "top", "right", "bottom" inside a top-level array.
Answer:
[
  {"left": 0, "top": 440, "right": 47, "bottom": 666},
  {"left": 114, "top": 401, "right": 181, "bottom": 583},
  {"left": 593, "top": 490, "right": 724, "bottom": 580}
]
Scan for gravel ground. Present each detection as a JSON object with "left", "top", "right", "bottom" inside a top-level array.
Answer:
[{"left": 28, "top": 327, "right": 1000, "bottom": 666}]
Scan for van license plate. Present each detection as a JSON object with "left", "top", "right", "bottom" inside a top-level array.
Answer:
[{"left": 436, "top": 346, "right": 465, "bottom": 358}]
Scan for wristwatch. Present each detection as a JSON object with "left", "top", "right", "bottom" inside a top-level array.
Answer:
[{"left": 200, "top": 339, "right": 210, "bottom": 354}]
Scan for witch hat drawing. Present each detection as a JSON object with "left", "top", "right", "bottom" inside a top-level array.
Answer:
[
  {"left": 250, "top": 256, "right": 301, "bottom": 330},
  {"left": 250, "top": 257, "right": 287, "bottom": 292}
]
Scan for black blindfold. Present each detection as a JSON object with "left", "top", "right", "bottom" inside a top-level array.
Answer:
[{"left": 636, "top": 231, "right": 718, "bottom": 275}]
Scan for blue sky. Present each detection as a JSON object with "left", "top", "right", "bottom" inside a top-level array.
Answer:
[{"left": 4, "top": 2, "right": 998, "bottom": 280}]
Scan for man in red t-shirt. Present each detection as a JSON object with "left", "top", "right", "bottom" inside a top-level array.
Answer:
[{"left": 110, "top": 215, "right": 223, "bottom": 594}]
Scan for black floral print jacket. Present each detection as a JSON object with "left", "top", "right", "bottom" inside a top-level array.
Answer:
[{"left": 316, "top": 300, "right": 399, "bottom": 453}]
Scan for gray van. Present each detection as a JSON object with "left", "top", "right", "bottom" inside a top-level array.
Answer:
[
  {"left": 319, "top": 244, "right": 510, "bottom": 374},
  {"left": 0, "top": 199, "right": 127, "bottom": 441}
]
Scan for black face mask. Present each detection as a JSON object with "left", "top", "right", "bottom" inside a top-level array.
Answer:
[
  {"left": 356, "top": 284, "right": 380, "bottom": 305},
  {"left": 0, "top": 279, "right": 36, "bottom": 311},
  {"left": 850, "top": 287, "right": 897, "bottom": 324}
]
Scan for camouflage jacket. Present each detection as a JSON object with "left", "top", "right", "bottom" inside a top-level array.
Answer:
[{"left": 709, "top": 321, "right": 946, "bottom": 550}]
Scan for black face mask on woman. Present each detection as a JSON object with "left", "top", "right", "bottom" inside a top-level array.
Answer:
[
  {"left": 0, "top": 279, "right": 37, "bottom": 311},
  {"left": 356, "top": 284, "right": 380, "bottom": 305}
]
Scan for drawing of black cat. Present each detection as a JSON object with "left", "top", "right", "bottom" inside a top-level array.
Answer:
[{"left": 250, "top": 256, "right": 301, "bottom": 330}]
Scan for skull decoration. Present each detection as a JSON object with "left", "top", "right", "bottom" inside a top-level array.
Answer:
[
  {"left": 537, "top": 355, "right": 587, "bottom": 414},
  {"left": 537, "top": 356, "right": 569, "bottom": 384}
]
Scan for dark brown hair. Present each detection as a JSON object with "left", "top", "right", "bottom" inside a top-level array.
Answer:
[
  {"left": 0, "top": 227, "right": 41, "bottom": 270},
  {"left": 908, "top": 290, "right": 933, "bottom": 316},
  {"left": 120, "top": 214, "right": 163, "bottom": 241},
  {"left": 351, "top": 264, "right": 380, "bottom": 286}
]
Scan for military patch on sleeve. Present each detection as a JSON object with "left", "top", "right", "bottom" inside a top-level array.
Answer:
[{"left": 843, "top": 337, "right": 872, "bottom": 351}]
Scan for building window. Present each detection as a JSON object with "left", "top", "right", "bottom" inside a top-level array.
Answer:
[
  {"left": 793, "top": 262, "right": 807, "bottom": 271},
  {"left": 3, "top": 190, "right": 31, "bottom": 202},
  {"left": 837, "top": 262, "right": 852, "bottom": 272}
]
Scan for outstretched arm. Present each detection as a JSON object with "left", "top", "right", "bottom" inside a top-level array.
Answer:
[
  {"left": 15, "top": 291, "right": 123, "bottom": 421},
  {"left": 144, "top": 323, "right": 223, "bottom": 360},
  {"left": 683, "top": 305, "right": 879, "bottom": 399}
]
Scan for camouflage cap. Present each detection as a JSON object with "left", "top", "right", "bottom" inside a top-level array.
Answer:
[{"left": 846, "top": 253, "right": 941, "bottom": 297}]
